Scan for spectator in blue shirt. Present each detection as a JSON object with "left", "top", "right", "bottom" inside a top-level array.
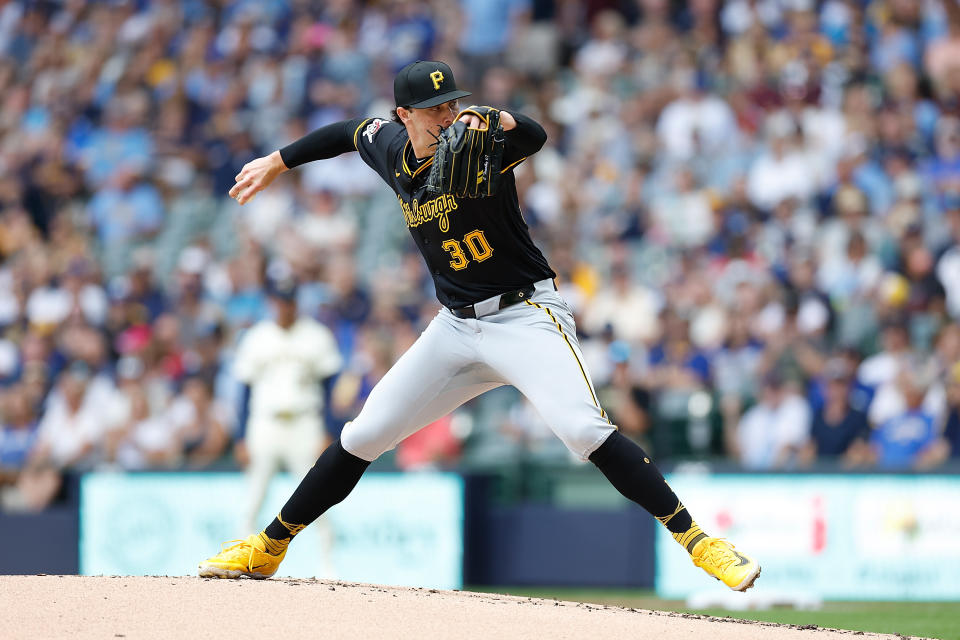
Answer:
[
  {"left": 87, "top": 168, "right": 165, "bottom": 277},
  {"left": 869, "top": 366, "right": 940, "bottom": 469},
  {"left": 645, "top": 309, "right": 712, "bottom": 424},
  {"left": 803, "top": 359, "right": 871, "bottom": 465},
  {"left": 457, "top": 0, "right": 531, "bottom": 85},
  {"left": 0, "top": 384, "right": 39, "bottom": 476},
  {"left": 0, "top": 382, "right": 50, "bottom": 511},
  {"left": 386, "top": 3, "right": 438, "bottom": 72},
  {"left": 79, "top": 96, "right": 154, "bottom": 188}
]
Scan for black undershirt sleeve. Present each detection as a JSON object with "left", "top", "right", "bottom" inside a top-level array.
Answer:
[
  {"left": 278, "top": 117, "right": 368, "bottom": 169},
  {"left": 504, "top": 112, "right": 547, "bottom": 157}
]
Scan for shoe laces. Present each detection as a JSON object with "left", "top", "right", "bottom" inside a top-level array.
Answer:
[
  {"left": 218, "top": 538, "right": 259, "bottom": 570},
  {"left": 697, "top": 539, "right": 739, "bottom": 573}
]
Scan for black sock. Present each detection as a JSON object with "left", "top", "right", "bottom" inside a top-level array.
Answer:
[
  {"left": 262, "top": 439, "right": 370, "bottom": 543},
  {"left": 589, "top": 431, "right": 707, "bottom": 554}
]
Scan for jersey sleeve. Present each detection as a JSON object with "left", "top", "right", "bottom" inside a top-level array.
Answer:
[
  {"left": 353, "top": 117, "right": 406, "bottom": 184},
  {"left": 232, "top": 327, "right": 260, "bottom": 384},
  {"left": 500, "top": 111, "right": 547, "bottom": 174},
  {"left": 279, "top": 118, "right": 367, "bottom": 168}
]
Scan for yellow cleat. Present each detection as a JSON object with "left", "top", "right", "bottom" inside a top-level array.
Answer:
[
  {"left": 198, "top": 534, "right": 286, "bottom": 579},
  {"left": 691, "top": 537, "right": 761, "bottom": 592}
]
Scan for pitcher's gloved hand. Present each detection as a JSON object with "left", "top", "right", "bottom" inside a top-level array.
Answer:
[{"left": 426, "top": 106, "right": 505, "bottom": 199}]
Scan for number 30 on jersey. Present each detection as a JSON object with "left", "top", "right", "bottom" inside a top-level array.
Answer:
[{"left": 442, "top": 229, "right": 493, "bottom": 270}]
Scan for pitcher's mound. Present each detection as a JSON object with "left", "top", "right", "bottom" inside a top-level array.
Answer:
[{"left": 1, "top": 576, "right": 925, "bottom": 640}]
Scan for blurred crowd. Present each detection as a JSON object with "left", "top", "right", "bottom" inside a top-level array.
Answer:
[{"left": 3, "top": 0, "right": 960, "bottom": 510}]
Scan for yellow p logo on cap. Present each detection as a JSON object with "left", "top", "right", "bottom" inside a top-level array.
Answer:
[{"left": 430, "top": 70, "right": 444, "bottom": 90}]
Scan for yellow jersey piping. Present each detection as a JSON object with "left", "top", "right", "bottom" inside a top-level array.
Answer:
[
  {"left": 524, "top": 300, "right": 609, "bottom": 422},
  {"left": 353, "top": 118, "right": 371, "bottom": 150}
]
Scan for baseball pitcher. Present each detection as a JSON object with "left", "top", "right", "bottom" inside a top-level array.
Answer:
[{"left": 200, "top": 61, "right": 760, "bottom": 592}]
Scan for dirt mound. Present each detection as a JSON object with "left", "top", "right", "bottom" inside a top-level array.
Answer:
[{"left": 1, "top": 576, "right": 926, "bottom": 640}]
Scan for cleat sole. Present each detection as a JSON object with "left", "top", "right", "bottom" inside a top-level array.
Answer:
[
  {"left": 198, "top": 564, "right": 273, "bottom": 580},
  {"left": 733, "top": 565, "right": 761, "bottom": 592},
  {"left": 198, "top": 565, "right": 242, "bottom": 579}
]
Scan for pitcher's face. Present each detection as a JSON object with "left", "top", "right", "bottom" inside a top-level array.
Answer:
[{"left": 399, "top": 100, "right": 460, "bottom": 156}]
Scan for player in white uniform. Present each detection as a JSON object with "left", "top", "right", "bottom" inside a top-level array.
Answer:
[
  {"left": 232, "top": 276, "right": 342, "bottom": 563},
  {"left": 200, "top": 61, "right": 760, "bottom": 592}
]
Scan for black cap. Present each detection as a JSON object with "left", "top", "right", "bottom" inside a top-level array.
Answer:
[
  {"left": 266, "top": 276, "right": 297, "bottom": 302},
  {"left": 394, "top": 60, "right": 471, "bottom": 108}
]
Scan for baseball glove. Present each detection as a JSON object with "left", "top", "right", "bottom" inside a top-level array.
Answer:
[{"left": 426, "top": 106, "right": 505, "bottom": 199}]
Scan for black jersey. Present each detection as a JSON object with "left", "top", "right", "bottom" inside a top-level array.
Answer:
[{"left": 281, "top": 113, "right": 555, "bottom": 309}]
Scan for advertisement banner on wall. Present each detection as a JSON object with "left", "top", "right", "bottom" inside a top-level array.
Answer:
[
  {"left": 656, "top": 474, "right": 960, "bottom": 601},
  {"left": 80, "top": 472, "right": 463, "bottom": 589}
]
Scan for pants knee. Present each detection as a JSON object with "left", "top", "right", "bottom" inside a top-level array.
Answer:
[
  {"left": 339, "top": 420, "right": 394, "bottom": 462},
  {"left": 554, "top": 422, "right": 617, "bottom": 460}
]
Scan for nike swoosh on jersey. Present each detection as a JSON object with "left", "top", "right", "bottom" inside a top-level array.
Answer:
[{"left": 395, "top": 171, "right": 401, "bottom": 177}]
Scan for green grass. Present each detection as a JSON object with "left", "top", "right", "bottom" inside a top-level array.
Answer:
[{"left": 467, "top": 587, "right": 960, "bottom": 640}]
